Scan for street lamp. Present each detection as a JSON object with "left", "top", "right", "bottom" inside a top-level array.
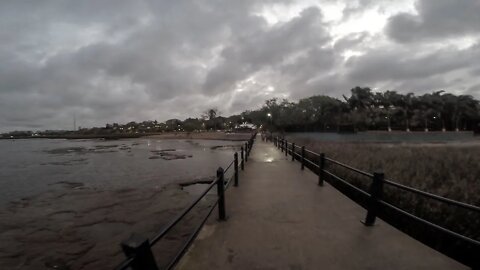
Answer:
[{"left": 266, "top": 113, "right": 273, "bottom": 131}]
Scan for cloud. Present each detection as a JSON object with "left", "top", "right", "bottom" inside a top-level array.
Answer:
[
  {"left": 386, "top": 0, "right": 480, "bottom": 43},
  {"left": 333, "top": 32, "right": 369, "bottom": 52},
  {"left": 0, "top": 0, "right": 479, "bottom": 132},
  {"left": 203, "top": 7, "right": 332, "bottom": 95},
  {"left": 343, "top": 42, "right": 480, "bottom": 95},
  {"left": 346, "top": 44, "right": 480, "bottom": 82}
]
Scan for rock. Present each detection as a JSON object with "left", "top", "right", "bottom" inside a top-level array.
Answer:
[{"left": 44, "top": 257, "right": 70, "bottom": 270}]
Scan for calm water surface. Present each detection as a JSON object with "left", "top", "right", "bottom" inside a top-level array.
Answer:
[{"left": 0, "top": 138, "right": 241, "bottom": 204}]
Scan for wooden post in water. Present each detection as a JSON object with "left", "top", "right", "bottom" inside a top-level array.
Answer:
[
  {"left": 363, "top": 171, "right": 384, "bottom": 226},
  {"left": 234, "top": 152, "right": 239, "bottom": 187},
  {"left": 121, "top": 234, "right": 159, "bottom": 270},
  {"left": 217, "top": 167, "right": 226, "bottom": 220}
]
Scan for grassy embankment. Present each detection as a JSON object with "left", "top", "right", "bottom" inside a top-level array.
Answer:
[{"left": 289, "top": 138, "right": 480, "bottom": 241}]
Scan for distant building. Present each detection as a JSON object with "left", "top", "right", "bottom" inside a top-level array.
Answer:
[{"left": 235, "top": 123, "right": 256, "bottom": 131}]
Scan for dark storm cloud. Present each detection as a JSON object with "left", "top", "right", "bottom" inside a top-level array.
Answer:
[
  {"left": 467, "top": 84, "right": 480, "bottom": 96},
  {"left": 346, "top": 43, "right": 480, "bottom": 83},
  {"left": 0, "top": 0, "right": 479, "bottom": 132},
  {"left": 203, "top": 7, "right": 331, "bottom": 95},
  {"left": 386, "top": 0, "right": 480, "bottom": 43},
  {"left": 0, "top": 0, "right": 267, "bottom": 131}
]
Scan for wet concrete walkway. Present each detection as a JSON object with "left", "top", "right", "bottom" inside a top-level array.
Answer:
[{"left": 177, "top": 137, "right": 467, "bottom": 270}]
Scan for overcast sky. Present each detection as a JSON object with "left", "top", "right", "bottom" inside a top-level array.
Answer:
[{"left": 1, "top": 0, "right": 480, "bottom": 132}]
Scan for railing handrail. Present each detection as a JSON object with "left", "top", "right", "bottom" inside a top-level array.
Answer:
[
  {"left": 378, "top": 200, "right": 480, "bottom": 246},
  {"left": 325, "top": 157, "right": 374, "bottom": 178},
  {"left": 150, "top": 177, "right": 218, "bottom": 245},
  {"left": 273, "top": 136, "right": 480, "bottom": 268},
  {"left": 383, "top": 179, "right": 480, "bottom": 213},
  {"left": 224, "top": 159, "right": 235, "bottom": 174},
  {"left": 115, "top": 132, "right": 257, "bottom": 270},
  {"left": 275, "top": 137, "right": 479, "bottom": 210},
  {"left": 164, "top": 198, "right": 220, "bottom": 270}
]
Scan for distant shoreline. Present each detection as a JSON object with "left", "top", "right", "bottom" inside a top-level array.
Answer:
[
  {"left": 0, "top": 133, "right": 143, "bottom": 140},
  {"left": 144, "top": 131, "right": 253, "bottom": 141},
  {"left": 2, "top": 130, "right": 477, "bottom": 140},
  {"left": 0, "top": 131, "right": 254, "bottom": 141}
]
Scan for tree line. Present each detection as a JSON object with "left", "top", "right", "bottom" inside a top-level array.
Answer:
[
  {"left": 242, "top": 87, "right": 480, "bottom": 132},
  {"left": 3, "top": 87, "right": 480, "bottom": 138}
]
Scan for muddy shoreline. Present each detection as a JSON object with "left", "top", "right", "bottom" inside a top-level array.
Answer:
[
  {"left": 0, "top": 179, "right": 216, "bottom": 269},
  {"left": 0, "top": 137, "right": 246, "bottom": 269}
]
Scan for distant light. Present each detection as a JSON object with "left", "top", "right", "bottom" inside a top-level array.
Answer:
[{"left": 267, "top": 113, "right": 272, "bottom": 117}]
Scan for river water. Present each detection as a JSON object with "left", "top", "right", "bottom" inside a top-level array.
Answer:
[
  {"left": 0, "top": 138, "right": 245, "bottom": 269},
  {"left": 0, "top": 138, "right": 242, "bottom": 204}
]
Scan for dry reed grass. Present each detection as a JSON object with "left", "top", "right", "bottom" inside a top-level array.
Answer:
[{"left": 289, "top": 138, "right": 480, "bottom": 241}]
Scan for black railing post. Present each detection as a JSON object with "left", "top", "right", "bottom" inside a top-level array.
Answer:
[
  {"left": 301, "top": 146, "right": 305, "bottom": 170},
  {"left": 234, "top": 152, "right": 239, "bottom": 187},
  {"left": 121, "top": 234, "right": 159, "bottom": 270},
  {"left": 291, "top": 143, "right": 295, "bottom": 161},
  {"left": 240, "top": 147, "right": 244, "bottom": 170},
  {"left": 318, "top": 153, "right": 325, "bottom": 186},
  {"left": 280, "top": 138, "right": 283, "bottom": 152},
  {"left": 217, "top": 167, "right": 226, "bottom": 221},
  {"left": 363, "top": 171, "right": 385, "bottom": 226},
  {"left": 245, "top": 142, "right": 249, "bottom": 162},
  {"left": 285, "top": 140, "right": 288, "bottom": 157}
]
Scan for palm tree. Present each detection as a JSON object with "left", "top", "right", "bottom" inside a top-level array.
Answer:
[
  {"left": 343, "top": 87, "right": 374, "bottom": 130},
  {"left": 399, "top": 93, "right": 415, "bottom": 132},
  {"left": 202, "top": 108, "right": 220, "bottom": 130}
]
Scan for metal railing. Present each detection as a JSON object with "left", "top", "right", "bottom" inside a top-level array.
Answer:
[
  {"left": 273, "top": 136, "right": 480, "bottom": 269},
  {"left": 114, "top": 132, "right": 257, "bottom": 270}
]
